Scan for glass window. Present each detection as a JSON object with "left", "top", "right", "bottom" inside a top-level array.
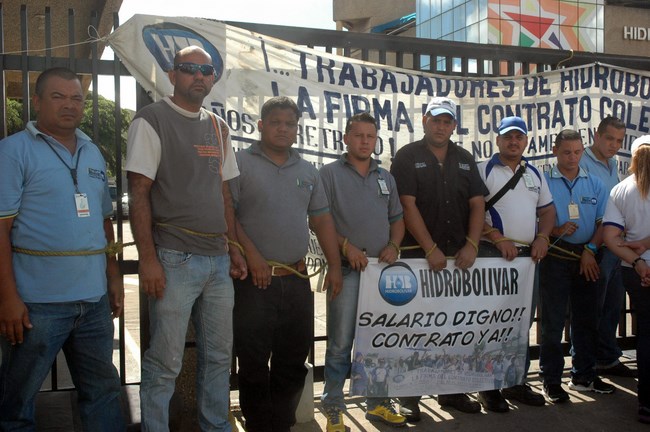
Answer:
[
  {"left": 596, "top": 4, "right": 603, "bottom": 29},
  {"left": 442, "top": 0, "right": 454, "bottom": 13},
  {"left": 454, "top": 28, "right": 467, "bottom": 42},
  {"left": 479, "top": 0, "right": 489, "bottom": 21},
  {"left": 579, "top": 26, "right": 597, "bottom": 52},
  {"left": 454, "top": 4, "right": 466, "bottom": 31},
  {"left": 442, "top": 9, "right": 454, "bottom": 36},
  {"left": 432, "top": 15, "right": 443, "bottom": 39},
  {"left": 420, "top": 0, "right": 431, "bottom": 21},
  {"left": 596, "top": 28, "right": 603, "bottom": 52},
  {"left": 431, "top": 0, "right": 442, "bottom": 16},
  {"left": 578, "top": 3, "right": 598, "bottom": 27},
  {"left": 520, "top": 0, "right": 540, "bottom": 22},
  {"left": 466, "top": 0, "right": 479, "bottom": 25},
  {"left": 467, "top": 22, "right": 480, "bottom": 43},
  {"left": 454, "top": 0, "right": 465, "bottom": 7},
  {"left": 420, "top": 21, "right": 432, "bottom": 39}
]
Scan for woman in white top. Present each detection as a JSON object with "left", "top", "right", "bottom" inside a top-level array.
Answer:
[{"left": 602, "top": 135, "right": 650, "bottom": 425}]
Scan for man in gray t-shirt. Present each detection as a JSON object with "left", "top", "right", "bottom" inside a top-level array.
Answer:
[
  {"left": 230, "top": 96, "right": 342, "bottom": 432},
  {"left": 318, "top": 113, "right": 405, "bottom": 430}
]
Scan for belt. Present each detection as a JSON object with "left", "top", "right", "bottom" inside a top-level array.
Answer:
[
  {"left": 549, "top": 237, "right": 584, "bottom": 258},
  {"left": 271, "top": 259, "right": 307, "bottom": 277}
]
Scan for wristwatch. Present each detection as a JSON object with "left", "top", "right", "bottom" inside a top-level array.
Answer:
[{"left": 585, "top": 243, "right": 598, "bottom": 255}]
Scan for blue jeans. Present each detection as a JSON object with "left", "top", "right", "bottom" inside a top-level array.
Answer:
[
  {"left": 140, "top": 248, "right": 234, "bottom": 432},
  {"left": 622, "top": 267, "right": 650, "bottom": 407},
  {"left": 0, "top": 295, "right": 125, "bottom": 431},
  {"left": 233, "top": 273, "right": 312, "bottom": 432},
  {"left": 595, "top": 248, "right": 625, "bottom": 367},
  {"left": 539, "top": 255, "right": 599, "bottom": 384},
  {"left": 321, "top": 268, "right": 382, "bottom": 411}
]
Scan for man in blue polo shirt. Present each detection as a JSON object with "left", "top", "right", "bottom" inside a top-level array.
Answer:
[
  {"left": 539, "top": 129, "right": 614, "bottom": 403},
  {"left": 0, "top": 67, "right": 125, "bottom": 430},
  {"left": 579, "top": 116, "right": 636, "bottom": 378}
]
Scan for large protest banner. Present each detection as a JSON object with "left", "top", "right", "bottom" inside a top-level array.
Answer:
[
  {"left": 351, "top": 258, "right": 535, "bottom": 397},
  {"left": 107, "top": 15, "right": 649, "bottom": 274},
  {"left": 108, "top": 14, "right": 649, "bottom": 175}
]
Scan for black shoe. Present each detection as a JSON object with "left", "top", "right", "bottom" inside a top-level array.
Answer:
[
  {"left": 543, "top": 383, "right": 570, "bottom": 403},
  {"left": 437, "top": 393, "right": 481, "bottom": 414},
  {"left": 501, "top": 384, "right": 546, "bottom": 406},
  {"left": 639, "top": 405, "right": 650, "bottom": 424},
  {"left": 477, "top": 390, "right": 509, "bottom": 413},
  {"left": 597, "top": 362, "right": 638, "bottom": 378},
  {"left": 398, "top": 397, "right": 421, "bottom": 422},
  {"left": 569, "top": 376, "right": 615, "bottom": 394}
]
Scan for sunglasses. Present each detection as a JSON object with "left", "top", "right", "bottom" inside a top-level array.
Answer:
[{"left": 174, "top": 62, "right": 215, "bottom": 76}]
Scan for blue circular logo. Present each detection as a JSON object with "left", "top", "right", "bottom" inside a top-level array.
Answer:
[{"left": 378, "top": 262, "right": 418, "bottom": 306}]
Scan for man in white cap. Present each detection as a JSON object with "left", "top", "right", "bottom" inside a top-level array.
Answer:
[{"left": 391, "top": 96, "right": 488, "bottom": 421}]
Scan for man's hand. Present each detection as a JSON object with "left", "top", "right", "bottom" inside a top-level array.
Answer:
[
  {"left": 345, "top": 243, "right": 369, "bottom": 271},
  {"left": 495, "top": 239, "right": 518, "bottom": 261},
  {"left": 455, "top": 243, "right": 477, "bottom": 269},
  {"left": 426, "top": 248, "right": 447, "bottom": 272},
  {"left": 323, "top": 267, "right": 343, "bottom": 301},
  {"left": 246, "top": 249, "right": 271, "bottom": 289},
  {"left": 579, "top": 250, "right": 600, "bottom": 282},
  {"left": 531, "top": 237, "right": 550, "bottom": 262},
  {"left": 107, "top": 273, "right": 125, "bottom": 318},
  {"left": 552, "top": 222, "right": 578, "bottom": 238},
  {"left": 0, "top": 293, "right": 32, "bottom": 345},
  {"left": 229, "top": 250, "right": 248, "bottom": 281},
  {"left": 378, "top": 244, "right": 399, "bottom": 265},
  {"left": 139, "top": 256, "right": 166, "bottom": 299}
]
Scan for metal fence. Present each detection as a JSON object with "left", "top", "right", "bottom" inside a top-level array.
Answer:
[{"left": 2, "top": 4, "right": 646, "bottom": 388}]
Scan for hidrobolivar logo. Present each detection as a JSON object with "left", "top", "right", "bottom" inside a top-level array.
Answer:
[
  {"left": 378, "top": 262, "right": 418, "bottom": 306},
  {"left": 142, "top": 23, "right": 224, "bottom": 83}
]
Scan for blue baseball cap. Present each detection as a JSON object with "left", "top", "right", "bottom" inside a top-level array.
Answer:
[
  {"left": 426, "top": 97, "right": 456, "bottom": 120},
  {"left": 498, "top": 116, "right": 528, "bottom": 135}
]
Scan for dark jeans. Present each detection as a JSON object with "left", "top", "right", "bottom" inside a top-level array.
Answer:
[
  {"left": 234, "top": 274, "right": 313, "bottom": 432},
  {"left": 622, "top": 267, "right": 650, "bottom": 407},
  {"left": 539, "top": 255, "right": 599, "bottom": 384},
  {"left": 595, "top": 248, "right": 625, "bottom": 367}
]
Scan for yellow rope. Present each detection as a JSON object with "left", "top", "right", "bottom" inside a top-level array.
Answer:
[
  {"left": 155, "top": 222, "right": 223, "bottom": 238},
  {"left": 12, "top": 241, "right": 135, "bottom": 257},
  {"left": 228, "top": 240, "right": 324, "bottom": 279}
]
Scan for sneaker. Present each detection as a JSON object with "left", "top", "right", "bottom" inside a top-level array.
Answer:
[
  {"left": 398, "top": 397, "right": 421, "bottom": 422},
  {"left": 437, "top": 393, "right": 481, "bottom": 413},
  {"left": 325, "top": 407, "right": 345, "bottom": 432},
  {"left": 597, "top": 362, "right": 638, "bottom": 378},
  {"left": 366, "top": 400, "right": 407, "bottom": 427},
  {"left": 639, "top": 405, "right": 650, "bottom": 424},
  {"left": 543, "top": 383, "right": 570, "bottom": 403},
  {"left": 569, "top": 376, "right": 615, "bottom": 394},
  {"left": 501, "top": 384, "right": 546, "bottom": 406},
  {"left": 477, "top": 390, "right": 509, "bottom": 413}
]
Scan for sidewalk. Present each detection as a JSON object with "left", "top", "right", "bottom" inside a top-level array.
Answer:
[{"left": 231, "top": 358, "right": 645, "bottom": 432}]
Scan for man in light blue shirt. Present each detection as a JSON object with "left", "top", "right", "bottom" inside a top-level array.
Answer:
[
  {"left": 539, "top": 129, "right": 614, "bottom": 403},
  {"left": 579, "top": 116, "right": 635, "bottom": 377}
]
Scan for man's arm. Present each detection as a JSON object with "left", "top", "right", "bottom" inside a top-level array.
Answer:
[
  {"left": 235, "top": 220, "right": 271, "bottom": 289},
  {"left": 103, "top": 218, "right": 124, "bottom": 318},
  {"left": 378, "top": 218, "right": 405, "bottom": 265},
  {"left": 483, "top": 221, "right": 518, "bottom": 261},
  {"left": 605, "top": 225, "right": 650, "bottom": 286},
  {"left": 310, "top": 212, "right": 342, "bottom": 299},
  {"left": 532, "top": 204, "right": 556, "bottom": 261},
  {"left": 0, "top": 217, "right": 32, "bottom": 345},
  {"left": 223, "top": 181, "right": 247, "bottom": 281},
  {"left": 400, "top": 195, "right": 446, "bottom": 271},
  {"left": 580, "top": 223, "right": 602, "bottom": 282},
  {"left": 455, "top": 195, "right": 484, "bottom": 269},
  {"left": 128, "top": 172, "right": 165, "bottom": 299}
]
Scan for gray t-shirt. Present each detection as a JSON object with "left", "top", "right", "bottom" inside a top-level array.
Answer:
[
  {"left": 128, "top": 99, "right": 236, "bottom": 255},
  {"left": 319, "top": 154, "right": 403, "bottom": 257},
  {"left": 230, "top": 141, "right": 329, "bottom": 263}
]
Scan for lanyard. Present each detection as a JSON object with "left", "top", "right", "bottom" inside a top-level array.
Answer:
[
  {"left": 40, "top": 135, "right": 83, "bottom": 194},
  {"left": 561, "top": 177, "right": 578, "bottom": 203}
]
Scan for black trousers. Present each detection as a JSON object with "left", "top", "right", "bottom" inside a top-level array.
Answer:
[{"left": 234, "top": 275, "right": 313, "bottom": 432}]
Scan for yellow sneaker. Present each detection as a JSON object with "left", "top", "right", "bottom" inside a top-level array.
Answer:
[
  {"left": 366, "top": 400, "right": 407, "bottom": 427},
  {"left": 325, "top": 407, "right": 345, "bottom": 432}
]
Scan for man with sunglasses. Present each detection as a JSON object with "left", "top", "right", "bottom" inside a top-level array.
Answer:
[{"left": 126, "top": 46, "right": 247, "bottom": 431}]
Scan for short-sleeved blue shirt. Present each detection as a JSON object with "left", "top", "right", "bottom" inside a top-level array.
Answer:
[
  {"left": 544, "top": 166, "right": 607, "bottom": 245},
  {"left": 579, "top": 147, "right": 619, "bottom": 193},
  {"left": 0, "top": 122, "right": 112, "bottom": 302}
]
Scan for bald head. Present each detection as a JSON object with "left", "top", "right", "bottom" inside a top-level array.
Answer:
[{"left": 173, "top": 46, "right": 212, "bottom": 67}]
